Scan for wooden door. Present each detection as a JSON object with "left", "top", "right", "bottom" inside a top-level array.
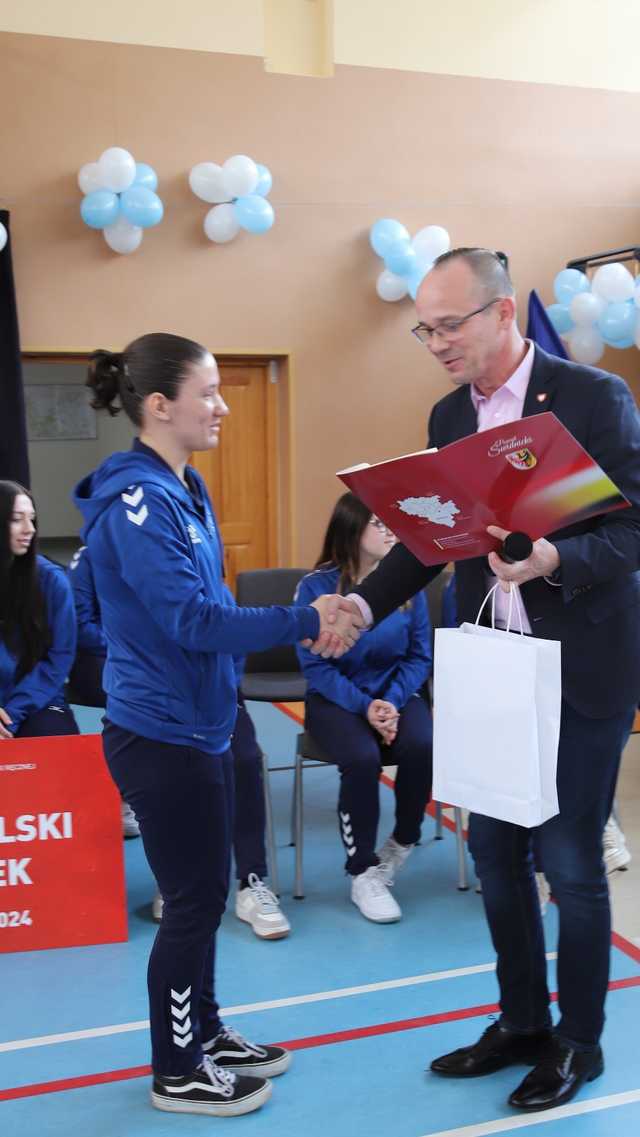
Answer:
[{"left": 191, "top": 360, "right": 277, "bottom": 592}]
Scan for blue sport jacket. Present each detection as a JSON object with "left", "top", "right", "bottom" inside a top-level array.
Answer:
[
  {"left": 295, "top": 565, "right": 431, "bottom": 715},
  {"left": 73, "top": 442, "right": 318, "bottom": 753},
  {"left": 0, "top": 556, "right": 77, "bottom": 733}
]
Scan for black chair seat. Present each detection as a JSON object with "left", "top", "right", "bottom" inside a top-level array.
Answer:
[
  {"left": 296, "top": 730, "right": 332, "bottom": 764},
  {"left": 240, "top": 673, "right": 307, "bottom": 702}
]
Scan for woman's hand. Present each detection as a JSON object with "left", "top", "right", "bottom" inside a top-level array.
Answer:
[
  {"left": 0, "top": 708, "right": 14, "bottom": 740},
  {"left": 304, "top": 595, "right": 364, "bottom": 658},
  {"left": 367, "top": 699, "right": 399, "bottom": 745}
]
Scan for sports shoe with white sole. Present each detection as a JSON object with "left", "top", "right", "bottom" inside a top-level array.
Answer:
[
  {"left": 121, "top": 799, "right": 140, "bottom": 839},
  {"left": 377, "top": 834, "right": 414, "bottom": 885},
  {"left": 351, "top": 864, "right": 401, "bottom": 923},
  {"left": 203, "top": 1024, "right": 291, "bottom": 1078},
  {"left": 535, "top": 872, "right": 551, "bottom": 917},
  {"left": 603, "top": 816, "right": 632, "bottom": 873},
  {"left": 235, "top": 874, "right": 291, "bottom": 940},
  {"left": 151, "top": 1053, "right": 271, "bottom": 1117}
]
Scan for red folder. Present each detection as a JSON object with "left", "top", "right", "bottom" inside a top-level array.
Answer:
[{"left": 337, "top": 412, "right": 628, "bottom": 567}]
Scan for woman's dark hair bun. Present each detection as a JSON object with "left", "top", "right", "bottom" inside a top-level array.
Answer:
[{"left": 86, "top": 350, "right": 125, "bottom": 416}]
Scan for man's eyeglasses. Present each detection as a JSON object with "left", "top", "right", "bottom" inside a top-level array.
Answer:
[{"left": 411, "top": 298, "right": 502, "bottom": 345}]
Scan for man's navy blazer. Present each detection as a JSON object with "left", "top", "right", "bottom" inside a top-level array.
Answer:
[{"left": 356, "top": 347, "right": 640, "bottom": 718}]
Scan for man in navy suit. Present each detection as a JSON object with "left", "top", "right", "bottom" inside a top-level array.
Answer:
[{"left": 344, "top": 248, "right": 640, "bottom": 1112}]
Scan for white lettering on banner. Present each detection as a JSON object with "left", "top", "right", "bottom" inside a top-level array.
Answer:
[
  {"left": 488, "top": 433, "right": 533, "bottom": 457},
  {"left": 0, "top": 859, "right": 33, "bottom": 886},
  {"left": 0, "top": 812, "right": 74, "bottom": 843}
]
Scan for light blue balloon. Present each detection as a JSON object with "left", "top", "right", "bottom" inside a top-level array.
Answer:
[
  {"left": 120, "top": 186, "right": 164, "bottom": 229},
  {"left": 597, "top": 301, "right": 636, "bottom": 343},
  {"left": 254, "top": 163, "right": 272, "bottom": 197},
  {"left": 408, "top": 266, "right": 428, "bottom": 301},
  {"left": 384, "top": 239, "right": 417, "bottom": 277},
  {"left": 603, "top": 334, "right": 635, "bottom": 349},
  {"left": 133, "top": 163, "right": 158, "bottom": 192},
  {"left": 553, "top": 268, "right": 590, "bottom": 306},
  {"left": 234, "top": 195, "right": 275, "bottom": 234},
  {"left": 80, "top": 189, "right": 119, "bottom": 230},
  {"left": 546, "top": 303, "right": 574, "bottom": 335},
  {"left": 370, "top": 218, "right": 410, "bottom": 259}
]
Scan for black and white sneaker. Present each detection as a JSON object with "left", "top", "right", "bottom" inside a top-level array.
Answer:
[
  {"left": 203, "top": 1024, "right": 291, "bottom": 1077},
  {"left": 151, "top": 1054, "right": 271, "bottom": 1116}
]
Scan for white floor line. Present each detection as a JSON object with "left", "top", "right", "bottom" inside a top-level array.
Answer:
[
  {"left": 0, "top": 954, "right": 558, "bottom": 1055},
  {"left": 419, "top": 1087, "right": 640, "bottom": 1137}
]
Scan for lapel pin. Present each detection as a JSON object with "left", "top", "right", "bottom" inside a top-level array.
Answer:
[{"left": 536, "top": 393, "right": 547, "bottom": 403}]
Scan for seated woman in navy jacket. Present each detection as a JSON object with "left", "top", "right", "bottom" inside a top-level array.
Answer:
[
  {"left": 295, "top": 492, "right": 433, "bottom": 924},
  {"left": 0, "top": 481, "right": 78, "bottom": 739}
]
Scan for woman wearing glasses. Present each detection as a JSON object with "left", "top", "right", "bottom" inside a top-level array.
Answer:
[{"left": 295, "top": 492, "right": 433, "bottom": 923}]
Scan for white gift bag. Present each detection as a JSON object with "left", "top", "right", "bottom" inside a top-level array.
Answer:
[{"left": 433, "top": 585, "right": 561, "bottom": 827}]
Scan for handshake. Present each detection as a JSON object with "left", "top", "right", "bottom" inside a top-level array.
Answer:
[{"left": 301, "top": 595, "right": 366, "bottom": 659}]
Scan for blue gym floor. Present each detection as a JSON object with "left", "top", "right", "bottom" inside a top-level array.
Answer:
[{"left": 1, "top": 701, "right": 639, "bottom": 1137}]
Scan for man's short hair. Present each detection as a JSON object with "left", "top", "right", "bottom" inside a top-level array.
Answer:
[{"left": 432, "top": 247, "right": 515, "bottom": 301}]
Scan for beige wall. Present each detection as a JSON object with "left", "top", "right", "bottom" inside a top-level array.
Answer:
[
  {"left": 2, "top": 31, "right": 639, "bottom": 564},
  {"left": 3, "top": 1, "right": 640, "bottom": 92}
]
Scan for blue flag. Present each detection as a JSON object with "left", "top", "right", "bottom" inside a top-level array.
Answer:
[{"left": 526, "top": 289, "right": 569, "bottom": 360}]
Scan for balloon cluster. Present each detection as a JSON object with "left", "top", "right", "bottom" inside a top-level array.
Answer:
[
  {"left": 78, "top": 148, "right": 164, "bottom": 254},
  {"left": 0, "top": 221, "right": 7, "bottom": 252},
  {"left": 189, "top": 155, "right": 274, "bottom": 243},
  {"left": 547, "top": 264, "right": 640, "bottom": 365},
  {"left": 370, "top": 219, "right": 451, "bottom": 302}
]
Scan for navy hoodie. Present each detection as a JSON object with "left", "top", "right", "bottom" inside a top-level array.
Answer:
[{"left": 73, "top": 442, "right": 319, "bottom": 754}]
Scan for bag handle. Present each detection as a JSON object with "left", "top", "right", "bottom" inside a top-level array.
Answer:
[{"left": 475, "top": 582, "right": 525, "bottom": 635}]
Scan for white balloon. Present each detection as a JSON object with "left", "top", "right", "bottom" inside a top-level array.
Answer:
[
  {"left": 634, "top": 282, "right": 640, "bottom": 310},
  {"left": 0, "top": 221, "right": 7, "bottom": 252},
  {"left": 376, "top": 269, "right": 409, "bottom": 302},
  {"left": 222, "top": 154, "right": 259, "bottom": 198},
  {"left": 203, "top": 203, "right": 240, "bottom": 244},
  {"left": 412, "top": 225, "right": 450, "bottom": 262},
  {"left": 78, "top": 161, "right": 105, "bottom": 195},
  {"left": 97, "top": 147, "right": 136, "bottom": 193},
  {"left": 569, "top": 291, "right": 605, "bottom": 326},
  {"left": 591, "top": 262, "right": 635, "bottom": 303},
  {"left": 566, "top": 326, "right": 605, "bottom": 365},
  {"left": 189, "top": 163, "right": 230, "bottom": 204},
  {"left": 103, "top": 217, "right": 143, "bottom": 254}
]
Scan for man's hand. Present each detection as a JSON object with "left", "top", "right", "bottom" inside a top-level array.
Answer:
[
  {"left": 487, "top": 525, "right": 560, "bottom": 591},
  {"left": 304, "top": 595, "right": 364, "bottom": 658},
  {"left": 367, "top": 699, "right": 399, "bottom": 745},
  {"left": 0, "top": 708, "right": 14, "bottom": 740}
]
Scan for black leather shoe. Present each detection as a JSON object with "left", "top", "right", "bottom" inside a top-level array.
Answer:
[
  {"left": 508, "top": 1039, "right": 604, "bottom": 1111},
  {"left": 430, "top": 1021, "right": 553, "bottom": 1078}
]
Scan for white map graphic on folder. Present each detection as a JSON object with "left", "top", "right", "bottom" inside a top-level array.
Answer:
[{"left": 397, "top": 495, "right": 460, "bottom": 528}]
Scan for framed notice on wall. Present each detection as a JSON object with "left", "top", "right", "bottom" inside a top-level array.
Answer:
[{"left": 25, "top": 384, "right": 97, "bottom": 441}]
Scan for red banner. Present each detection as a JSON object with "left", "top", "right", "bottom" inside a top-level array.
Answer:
[{"left": 0, "top": 734, "right": 127, "bottom": 952}]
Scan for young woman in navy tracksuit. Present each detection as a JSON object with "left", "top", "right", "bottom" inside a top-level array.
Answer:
[
  {"left": 295, "top": 492, "right": 433, "bottom": 924},
  {"left": 68, "top": 547, "right": 290, "bottom": 934},
  {"left": 0, "top": 481, "right": 78, "bottom": 740},
  {"left": 75, "top": 333, "right": 350, "bottom": 1119}
]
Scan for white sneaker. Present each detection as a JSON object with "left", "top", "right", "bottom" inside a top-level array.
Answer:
[
  {"left": 377, "top": 834, "right": 414, "bottom": 885},
  {"left": 235, "top": 874, "right": 290, "bottom": 940},
  {"left": 351, "top": 865, "right": 401, "bottom": 923},
  {"left": 536, "top": 872, "right": 551, "bottom": 917},
  {"left": 121, "top": 799, "right": 140, "bottom": 839},
  {"left": 152, "top": 892, "right": 164, "bottom": 923},
  {"left": 603, "top": 816, "right": 632, "bottom": 873}
]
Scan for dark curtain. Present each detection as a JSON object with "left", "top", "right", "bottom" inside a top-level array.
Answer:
[
  {"left": 0, "top": 210, "right": 30, "bottom": 487},
  {"left": 525, "top": 288, "right": 569, "bottom": 361}
]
